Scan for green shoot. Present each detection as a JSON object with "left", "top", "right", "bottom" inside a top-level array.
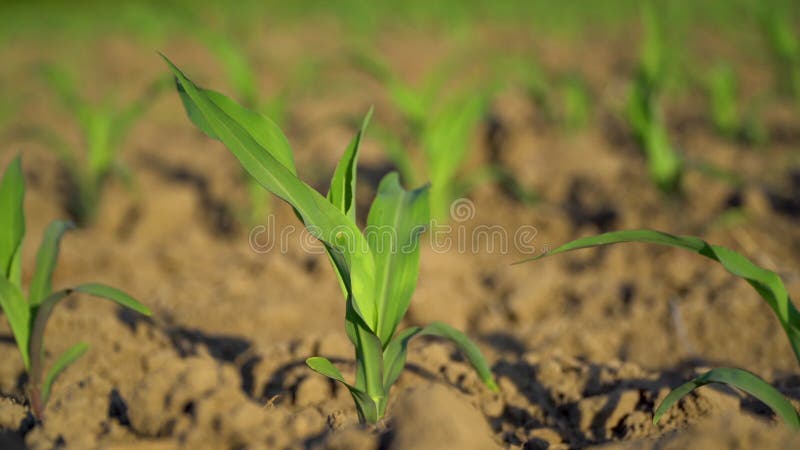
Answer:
[
  {"left": 517, "top": 229, "right": 800, "bottom": 429},
  {"left": 354, "top": 50, "right": 504, "bottom": 221},
  {"left": 0, "top": 156, "right": 151, "bottom": 420},
  {"left": 165, "top": 56, "right": 498, "bottom": 424},
  {"left": 555, "top": 72, "right": 591, "bottom": 131},
  {"left": 705, "top": 64, "right": 768, "bottom": 144},
  {"left": 761, "top": 5, "right": 800, "bottom": 102},
  {"left": 625, "top": 2, "right": 683, "bottom": 193},
  {"left": 36, "top": 65, "right": 167, "bottom": 225}
]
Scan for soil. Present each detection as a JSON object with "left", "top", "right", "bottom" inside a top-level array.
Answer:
[{"left": 1, "top": 19, "right": 799, "bottom": 450}]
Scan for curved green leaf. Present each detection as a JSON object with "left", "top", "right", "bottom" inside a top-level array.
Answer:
[
  {"left": 0, "top": 276, "right": 30, "bottom": 368},
  {"left": 516, "top": 229, "right": 800, "bottom": 363},
  {"left": 306, "top": 356, "right": 379, "bottom": 423},
  {"left": 328, "top": 108, "right": 372, "bottom": 221},
  {"left": 41, "top": 342, "right": 88, "bottom": 404},
  {"left": 0, "top": 155, "right": 25, "bottom": 286},
  {"left": 164, "top": 55, "right": 378, "bottom": 330},
  {"left": 175, "top": 79, "right": 296, "bottom": 175},
  {"left": 653, "top": 367, "right": 800, "bottom": 429},
  {"left": 29, "top": 220, "right": 74, "bottom": 306},
  {"left": 367, "top": 173, "right": 430, "bottom": 344},
  {"left": 419, "top": 321, "right": 498, "bottom": 392}
]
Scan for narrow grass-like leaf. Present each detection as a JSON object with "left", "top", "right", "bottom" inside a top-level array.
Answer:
[
  {"left": 653, "top": 367, "right": 800, "bottom": 429},
  {"left": 516, "top": 229, "right": 800, "bottom": 363},
  {"left": 0, "top": 156, "right": 25, "bottom": 285},
  {"left": 0, "top": 276, "right": 31, "bottom": 368},
  {"left": 41, "top": 342, "right": 89, "bottom": 404},
  {"left": 73, "top": 284, "right": 152, "bottom": 316},
  {"left": 29, "top": 220, "right": 74, "bottom": 306},
  {"left": 420, "top": 322, "right": 499, "bottom": 392},
  {"left": 164, "top": 55, "right": 378, "bottom": 329},
  {"left": 367, "top": 173, "right": 430, "bottom": 344},
  {"left": 328, "top": 109, "right": 372, "bottom": 221}
]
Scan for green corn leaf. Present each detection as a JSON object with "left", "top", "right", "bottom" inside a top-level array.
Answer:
[
  {"left": 328, "top": 108, "right": 372, "bottom": 221},
  {"left": 0, "top": 155, "right": 25, "bottom": 285},
  {"left": 306, "top": 356, "right": 348, "bottom": 383},
  {"left": 306, "top": 356, "right": 379, "bottom": 423},
  {"left": 164, "top": 55, "right": 378, "bottom": 329},
  {"left": 29, "top": 220, "right": 74, "bottom": 306},
  {"left": 382, "top": 326, "right": 421, "bottom": 391},
  {"left": 0, "top": 276, "right": 31, "bottom": 369},
  {"left": 367, "top": 173, "right": 430, "bottom": 344},
  {"left": 653, "top": 367, "right": 800, "bottom": 429},
  {"left": 73, "top": 284, "right": 151, "bottom": 316},
  {"left": 420, "top": 322, "right": 498, "bottom": 392},
  {"left": 173, "top": 75, "right": 296, "bottom": 175},
  {"left": 41, "top": 342, "right": 89, "bottom": 405},
  {"left": 516, "top": 229, "right": 800, "bottom": 364}
]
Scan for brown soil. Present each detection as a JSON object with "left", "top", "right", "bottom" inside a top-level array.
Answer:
[{"left": 1, "top": 20, "right": 799, "bottom": 450}]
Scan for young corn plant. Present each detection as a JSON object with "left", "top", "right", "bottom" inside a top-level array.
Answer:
[
  {"left": 705, "top": 64, "right": 768, "bottom": 145},
  {"left": 36, "top": 65, "right": 167, "bottom": 225},
  {"left": 518, "top": 229, "right": 800, "bottom": 429},
  {"left": 355, "top": 50, "right": 531, "bottom": 221},
  {"left": 0, "top": 156, "right": 151, "bottom": 420},
  {"left": 761, "top": 6, "right": 800, "bottom": 102},
  {"left": 164, "top": 56, "right": 498, "bottom": 424},
  {"left": 625, "top": 2, "right": 683, "bottom": 194}
]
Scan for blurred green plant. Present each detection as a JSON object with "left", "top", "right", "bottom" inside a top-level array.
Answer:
[
  {"left": 354, "top": 50, "right": 536, "bottom": 221},
  {"left": 625, "top": 2, "right": 683, "bottom": 194},
  {"left": 518, "top": 229, "right": 800, "bottom": 429},
  {"left": 704, "top": 63, "right": 768, "bottom": 144},
  {"left": 34, "top": 65, "right": 167, "bottom": 226},
  {"left": 165, "top": 56, "right": 498, "bottom": 424},
  {"left": 761, "top": 5, "right": 800, "bottom": 102},
  {"left": 0, "top": 156, "right": 151, "bottom": 421}
]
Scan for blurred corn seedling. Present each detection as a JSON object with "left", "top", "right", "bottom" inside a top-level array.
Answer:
[
  {"left": 0, "top": 156, "right": 151, "bottom": 420},
  {"left": 625, "top": 2, "right": 683, "bottom": 194},
  {"left": 355, "top": 49, "right": 536, "bottom": 221},
  {"left": 761, "top": 5, "right": 800, "bottom": 102},
  {"left": 166, "top": 56, "right": 498, "bottom": 424},
  {"left": 35, "top": 65, "right": 167, "bottom": 225},
  {"left": 705, "top": 63, "right": 768, "bottom": 144}
]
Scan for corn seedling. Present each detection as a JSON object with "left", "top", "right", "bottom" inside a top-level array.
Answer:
[
  {"left": 761, "top": 6, "right": 800, "bottom": 102},
  {"left": 165, "top": 56, "right": 498, "bottom": 424},
  {"left": 36, "top": 65, "right": 167, "bottom": 225},
  {"left": 518, "top": 229, "right": 800, "bottom": 429},
  {"left": 355, "top": 50, "right": 533, "bottom": 221},
  {"left": 705, "top": 64, "right": 768, "bottom": 144},
  {"left": 0, "top": 156, "right": 151, "bottom": 420},
  {"left": 625, "top": 3, "right": 683, "bottom": 193}
]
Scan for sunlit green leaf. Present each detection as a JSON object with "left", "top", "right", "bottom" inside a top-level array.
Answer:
[{"left": 653, "top": 367, "right": 800, "bottom": 429}]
